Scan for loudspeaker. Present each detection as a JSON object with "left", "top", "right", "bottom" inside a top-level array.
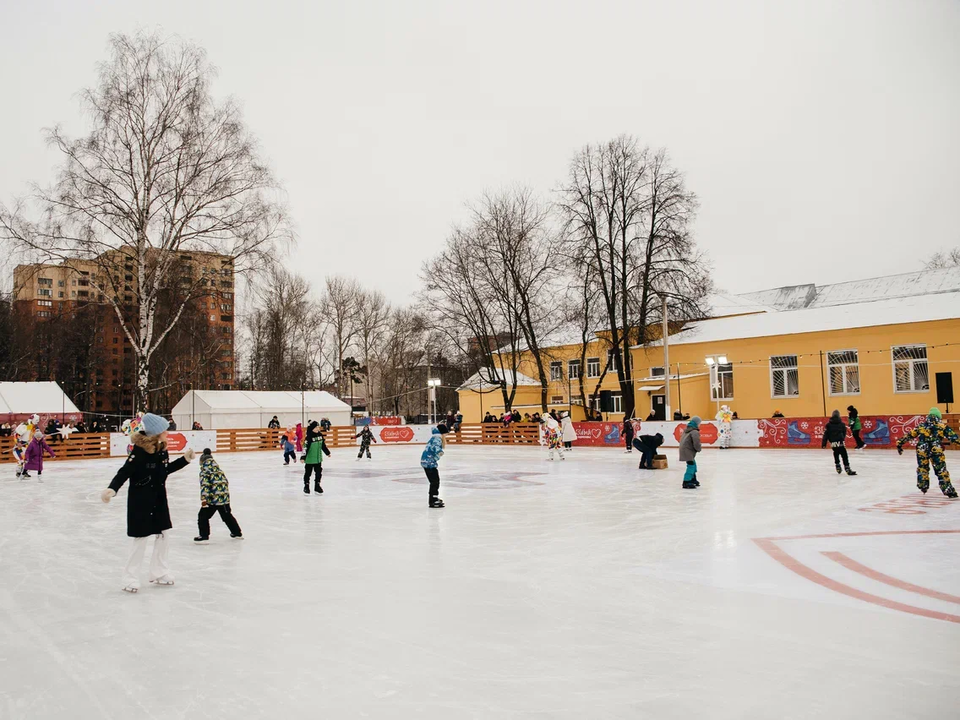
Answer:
[
  {"left": 599, "top": 390, "right": 613, "bottom": 412},
  {"left": 936, "top": 372, "right": 954, "bottom": 404}
]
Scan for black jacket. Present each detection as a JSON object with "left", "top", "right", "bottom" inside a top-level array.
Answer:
[
  {"left": 108, "top": 434, "right": 189, "bottom": 537},
  {"left": 821, "top": 418, "right": 849, "bottom": 447},
  {"left": 622, "top": 420, "right": 635, "bottom": 438},
  {"left": 637, "top": 434, "right": 663, "bottom": 451}
]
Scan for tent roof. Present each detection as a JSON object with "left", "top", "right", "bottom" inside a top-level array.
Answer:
[
  {"left": 0, "top": 382, "right": 79, "bottom": 414},
  {"left": 178, "top": 390, "right": 350, "bottom": 412}
]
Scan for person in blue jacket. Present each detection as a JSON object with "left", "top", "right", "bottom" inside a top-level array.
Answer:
[{"left": 421, "top": 423, "right": 450, "bottom": 508}]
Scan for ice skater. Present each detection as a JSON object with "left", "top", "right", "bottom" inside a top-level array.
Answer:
[
  {"left": 821, "top": 410, "right": 856, "bottom": 476},
  {"left": 355, "top": 425, "right": 377, "bottom": 460},
  {"left": 421, "top": 423, "right": 449, "bottom": 508},
  {"left": 100, "top": 413, "right": 196, "bottom": 593},
  {"left": 281, "top": 434, "right": 297, "bottom": 465},
  {"left": 633, "top": 433, "right": 664, "bottom": 470},
  {"left": 542, "top": 414, "right": 564, "bottom": 460},
  {"left": 897, "top": 407, "right": 958, "bottom": 498},
  {"left": 23, "top": 431, "right": 56, "bottom": 482},
  {"left": 678, "top": 417, "right": 701, "bottom": 488},
  {"left": 301, "top": 420, "right": 330, "bottom": 494},
  {"left": 715, "top": 405, "right": 733, "bottom": 449},
  {"left": 847, "top": 405, "right": 865, "bottom": 450},
  {"left": 12, "top": 437, "right": 28, "bottom": 478},
  {"left": 622, "top": 416, "right": 635, "bottom": 453},
  {"left": 194, "top": 449, "right": 243, "bottom": 542}
]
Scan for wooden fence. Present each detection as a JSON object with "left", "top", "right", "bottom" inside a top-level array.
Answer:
[
  {"left": 215, "top": 426, "right": 361, "bottom": 453},
  {"left": 446, "top": 423, "right": 541, "bottom": 445},
  {"left": 0, "top": 433, "right": 112, "bottom": 464}
]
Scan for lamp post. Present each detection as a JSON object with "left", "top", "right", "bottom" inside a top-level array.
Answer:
[
  {"left": 662, "top": 295, "right": 670, "bottom": 421},
  {"left": 427, "top": 378, "right": 442, "bottom": 425}
]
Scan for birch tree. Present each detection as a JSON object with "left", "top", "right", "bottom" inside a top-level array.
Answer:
[{"left": 0, "top": 32, "right": 288, "bottom": 410}]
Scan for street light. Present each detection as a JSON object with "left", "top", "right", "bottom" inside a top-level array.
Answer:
[{"left": 427, "top": 378, "right": 442, "bottom": 425}]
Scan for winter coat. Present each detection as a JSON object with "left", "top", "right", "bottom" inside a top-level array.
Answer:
[
  {"left": 622, "top": 419, "right": 635, "bottom": 439},
  {"left": 295, "top": 424, "right": 304, "bottom": 452},
  {"left": 637, "top": 434, "right": 663, "bottom": 452},
  {"left": 303, "top": 429, "right": 330, "bottom": 464},
  {"left": 108, "top": 433, "right": 190, "bottom": 537},
  {"left": 282, "top": 437, "right": 295, "bottom": 453},
  {"left": 897, "top": 418, "right": 960, "bottom": 453},
  {"left": 821, "top": 417, "right": 849, "bottom": 447},
  {"left": 847, "top": 409, "right": 862, "bottom": 431},
  {"left": 199, "top": 456, "right": 231, "bottom": 506},
  {"left": 268, "top": 418, "right": 281, "bottom": 429},
  {"left": 420, "top": 428, "right": 445, "bottom": 468},
  {"left": 561, "top": 416, "right": 576, "bottom": 442},
  {"left": 24, "top": 437, "right": 55, "bottom": 471},
  {"left": 678, "top": 425, "right": 701, "bottom": 462},
  {"left": 355, "top": 427, "right": 376, "bottom": 448}
]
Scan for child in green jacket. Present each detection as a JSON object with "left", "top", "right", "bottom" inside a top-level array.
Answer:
[{"left": 302, "top": 421, "right": 331, "bottom": 494}]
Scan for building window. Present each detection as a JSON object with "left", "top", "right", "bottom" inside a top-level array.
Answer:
[
  {"left": 827, "top": 350, "right": 860, "bottom": 395},
  {"left": 37, "top": 300, "right": 52, "bottom": 307},
  {"left": 607, "top": 349, "right": 619, "bottom": 371},
  {"left": 591, "top": 394, "right": 623, "bottom": 413},
  {"left": 567, "top": 359, "right": 581, "bottom": 379},
  {"left": 37, "top": 277, "right": 53, "bottom": 286},
  {"left": 210, "top": 315, "right": 216, "bottom": 322},
  {"left": 892, "top": 345, "right": 929, "bottom": 393},
  {"left": 220, "top": 304, "right": 233, "bottom": 312},
  {"left": 550, "top": 361, "right": 563, "bottom": 381},
  {"left": 711, "top": 363, "right": 734, "bottom": 400},
  {"left": 770, "top": 355, "right": 799, "bottom": 398},
  {"left": 550, "top": 395, "right": 565, "bottom": 404},
  {"left": 37, "top": 311, "right": 51, "bottom": 318},
  {"left": 58, "top": 292, "right": 64, "bottom": 298},
  {"left": 38, "top": 289, "right": 52, "bottom": 297},
  {"left": 650, "top": 366, "right": 665, "bottom": 377},
  {"left": 57, "top": 280, "right": 64, "bottom": 287},
  {"left": 587, "top": 357, "right": 600, "bottom": 378}
]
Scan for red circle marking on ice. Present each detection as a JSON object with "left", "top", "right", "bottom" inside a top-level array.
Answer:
[{"left": 380, "top": 427, "right": 415, "bottom": 443}]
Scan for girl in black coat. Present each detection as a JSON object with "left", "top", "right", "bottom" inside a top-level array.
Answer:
[
  {"left": 821, "top": 410, "right": 857, "bottom": 476},
  {"left": 101, "top": 415, "right": 195, "bottom": 593}
]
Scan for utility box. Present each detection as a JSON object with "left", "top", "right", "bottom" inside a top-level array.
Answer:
[{"left": 651, "top": 454, "right": 668, "bottom": 470}]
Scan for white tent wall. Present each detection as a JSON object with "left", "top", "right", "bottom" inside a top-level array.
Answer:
[
  {"left": 171, "top": 390, "right": 351, "bottom": 430},
  {"left": 0, "top": 382, "right": 81, "bottom": 423}
]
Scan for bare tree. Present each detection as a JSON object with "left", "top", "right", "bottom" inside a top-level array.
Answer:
[
  {"left": 320, "top": 276, "right": 361, "bottom": 397},
  {"left": 925, "top": 247, "right": 960, "bottom": 269},
  {"left": 421, "top": 226, "right": 524, "bottom": 413},
  {"left": 559, "top": 135, "right": 709, "bottom": 419},
  {"left": 471, "top": 188, "right": 564, "bottom": 413},
  {"left": 0, "top": 32, "right": 288, "bottom": 410},
  {"left": 356, "top": 289, "right": 391, "bottom": 413}
]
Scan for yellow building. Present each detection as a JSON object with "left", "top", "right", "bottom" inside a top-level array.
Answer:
[{"left": 457, "top": 269, "right": 960, "bottom": 422}]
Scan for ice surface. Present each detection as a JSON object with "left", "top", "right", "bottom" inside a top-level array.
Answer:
[{"left": 1, "top": 445, "right": 958, "bottom": 719}]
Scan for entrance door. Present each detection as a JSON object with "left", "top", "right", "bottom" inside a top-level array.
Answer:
[{"left": 652, "top": 395, "right": 666, "bottom": 421}]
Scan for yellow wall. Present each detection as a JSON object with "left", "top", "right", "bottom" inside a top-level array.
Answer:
[{"left": 630, "top": 318, "right": 960, "bottom": 420}]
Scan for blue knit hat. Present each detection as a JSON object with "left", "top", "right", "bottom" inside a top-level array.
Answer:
[
  {"left": 139, "top": 413, "right": 169, "bottom": 436},
  {"left": 688, "top": 416, "right": 701, "bottom": 428}
]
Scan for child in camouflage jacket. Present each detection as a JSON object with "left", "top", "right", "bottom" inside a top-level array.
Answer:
[{"left": 194, "top": 449, "right": 244, "bottom": 541}]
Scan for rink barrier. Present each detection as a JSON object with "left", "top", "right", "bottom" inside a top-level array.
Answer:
[{"left": 0, "top": 433, "right": 112, "bottom": 463}]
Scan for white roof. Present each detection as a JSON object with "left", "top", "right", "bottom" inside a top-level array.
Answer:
[
  {"left": 458, "top": 369, "right": 539, "bottom": 391},
  {"left": 737, "top": 267, "right": 960, "bottom": 311},
  {"left": 0, "top": 382, "right": 79, "bottom": 414},
  {"left": 706, "top": 293, "right": 775, "bottom": 318},
  {"left": 642, "top": 291, "right": 960, "bottom": 348},
  {"left": 174, "top": 390, "right": 350, "bottom": 412}
]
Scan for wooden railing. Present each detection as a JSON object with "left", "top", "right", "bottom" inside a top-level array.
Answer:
[
  {"left": 0, "top": 433, "right": 112, "bottom": 463},
  {"left": 215, "top": 426, "right": 361, "bottom": 453},
  {"left": 446, "top": 423, "right": 541, "bottom": 445}
]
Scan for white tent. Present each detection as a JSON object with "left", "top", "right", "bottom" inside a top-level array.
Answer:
[
  {"left": 171, "top": 390, "right": 351, "bottom": 430},
  {"left": 0, "top": 382, "right": 81, "bottom": 422}
]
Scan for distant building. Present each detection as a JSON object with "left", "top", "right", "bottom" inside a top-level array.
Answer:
[
  {"left": 12, "top": 249, "right": 236, "bottom": 415},
  {"left": 457, "top": 268, "right": 960, "bottom": 422}
]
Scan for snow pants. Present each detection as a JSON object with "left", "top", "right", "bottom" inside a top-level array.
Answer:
[
  {"left": 123, "top": 531, "right": 170, "bottom": 588},
  {"left": 198, "top": 504, "right": 242, "bottom": 538},
  {"left": 832, "top": 445, "right": 851, "bottom": 470},
  {"left": 358, "top": 441, "right": 371, "bottom": 459},
  {"left": 303, "top": 463, "right": 323, "bottom": 486},
  {"left": 423, "top": 467, "right": 440, "bottom": 497},
  {"left": 283, "top": 450, "right": 296, "bottom": 464},
  {"left": 916, "top": 446, "right": 955, "bottom": 495},
  {"left": 851, "top": 428, "right": 865, "bottom": 449},
  {"left": 683, "top": 460, "right": 697, "bottom": 482}
]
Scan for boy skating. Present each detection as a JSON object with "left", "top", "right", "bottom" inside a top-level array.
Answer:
[
  {"left": 421, "top": 423, "right": 449, "bottom": 507},
  {"left": 821, "top": 410, "right": 856, "bottom": 475},
  {"left": 847, "top": 405, "right": 865, "bottom": 451},
  {"left": 194, "top": 449, "right": 243, "bottom": 542},
  {"left": 355, "top": 425, "right": 377, "bottom": 460},
  {"left": 301, "top": 420, "right": 330, "bottom": 494},
  {"left": 897, "top": 408, "right": 958, "bottom": 497},
  {"left": 622, "top": 416, "right": 635, "bottom": 453},
  {"left": 678, "top": 417, "right": 701, "bottom": 488},
  {"left": 100, "top": 413, "right": 196, "bottom": 593},
  {"left": 281, "top": 434, "right": 296, "bottom": 465}
]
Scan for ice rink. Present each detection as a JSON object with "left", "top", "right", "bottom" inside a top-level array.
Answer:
[{"left": 1, "top": 444, "right": 958, "bottom": 719}]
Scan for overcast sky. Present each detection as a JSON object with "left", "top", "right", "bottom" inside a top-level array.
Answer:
[{"left": 2, "top": 0, "right": 958, "bottom": 304}]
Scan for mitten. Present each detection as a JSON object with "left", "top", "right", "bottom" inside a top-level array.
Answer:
[
  {"left": 101, "top": 488, "right": 116, "bottom": 503},
  {"left": 184, "top": 448, "right": 196, "bottom": 462}
]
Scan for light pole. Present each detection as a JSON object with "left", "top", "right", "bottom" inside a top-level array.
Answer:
[
  {"left": 427, "top": 378, "right": 442, "bottom": 425},
  {"left": 662, "top": 295, "right": 671, "bottom": 421}
]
